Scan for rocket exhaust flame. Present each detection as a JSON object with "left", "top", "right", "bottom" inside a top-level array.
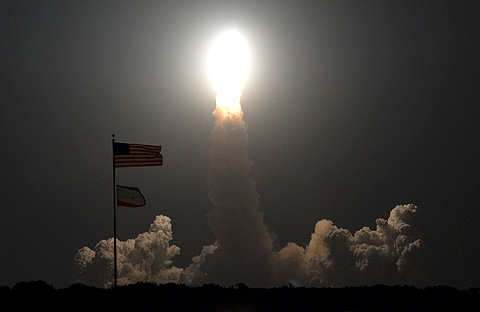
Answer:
[
  {"left": 208, "top": 29, "right": 249, "bottom": 95},
  {"left": 73, "top": 30, "right": 426, "bottom": 288},
  {"left": 208, "top": 29, "right": 249, "bottom": 117},
  {"left": 196, "top": 30, "right": 426, "bottom": 287},
  {"left": 203, "top": 30, "right": 279, "bottom": 286}
]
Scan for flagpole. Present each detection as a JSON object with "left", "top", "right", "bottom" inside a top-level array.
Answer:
[{"left": 112, "top": 134, "right": 118, "bottom": 288}]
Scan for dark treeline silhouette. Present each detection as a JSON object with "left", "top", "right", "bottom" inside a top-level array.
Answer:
[{"left": 1, "top": 281, "right": 479, "bottom": 311}]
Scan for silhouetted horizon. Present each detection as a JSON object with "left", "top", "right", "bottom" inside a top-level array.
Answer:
[{"left": 2, "top": 280, "right": 479, "bottom": 311}]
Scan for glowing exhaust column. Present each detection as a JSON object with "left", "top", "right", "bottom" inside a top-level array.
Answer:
[
  {"left": 206, "top": 30, "right": 278, "bottom": 287},
  {"left": 208, "top": 29, "right": 250, "bottom": 118}
]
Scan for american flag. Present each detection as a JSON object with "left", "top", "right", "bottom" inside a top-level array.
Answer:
[{"left": 113, "top": 142, "right": 163, "bottom": 168}]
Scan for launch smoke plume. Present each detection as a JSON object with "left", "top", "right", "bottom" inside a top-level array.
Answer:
[
  {"left": 73, "top": 32, "right": 426, "bottom": 287},
  {"left": 187, "top": 86, "right": 426, "bottom": 287},
  {"left": 278, "top": 204, "right": 425, "bottom": 287},
  {"left": 73, "top": 215, "right": 182, "bottom": 288},
  {"left": 73, "top": 205, "right": 424, "bottom": 287},
  {"left": 198, "top": 92, "right": 279, "bottom": 287},
  {"left": 73, "top": 90, "right": 426, "bottom": 288}
]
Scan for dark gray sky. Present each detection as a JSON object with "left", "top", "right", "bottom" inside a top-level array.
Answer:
[{"left": 1, "top": 0, "right": 479, "bottom": 288}]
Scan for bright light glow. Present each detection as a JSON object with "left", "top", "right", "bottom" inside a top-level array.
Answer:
[{"left": 208, "top": 29, "right": 250, "bottom": 95}]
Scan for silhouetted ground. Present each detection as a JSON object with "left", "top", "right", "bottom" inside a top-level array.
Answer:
[{"left": 1, "top": 281, "right": 479, "bottom": 311}]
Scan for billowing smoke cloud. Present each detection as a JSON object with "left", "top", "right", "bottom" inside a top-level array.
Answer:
[
  {"left": 198, "top": 100, "right": 280, "bottom": 287},
  {"left": 74, "top": 205, "right": 424, "bottom": 287},
  {"left": 73, "top": 215, "right": 182, "bottom": 287},
  {"left": 74, "top": 65, "right": 425, "bottom": 288},
  {"left": 279, "top": 204, "right": 424, "bottom": 287},
  {"left": 181, "top": 243, "right": 218, "bottom": 284},
  {"left": 74, "top": 94, "right": 426, "bottom": 288},
  {"left": 185, "top": 88, "right": 425, "bottom": 286}
]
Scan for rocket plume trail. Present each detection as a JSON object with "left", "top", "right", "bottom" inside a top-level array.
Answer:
[
  {"left": 205, "top": 88, "right": 278, "bottom": 286},
  {"left": 72, "top": 30, "right": 427, "bottom": 288},
  {"left": 199, "top": 29, "right": 279, "bottom": 286},
  {"left": 194, "top": 30, "right": 426, "bottom": 287},
  {"left": 195, "top": 30, "right": 426, "bottom": 287}
]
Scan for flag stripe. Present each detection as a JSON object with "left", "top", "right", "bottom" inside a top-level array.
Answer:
[
  {"left": 115, "top": 155, "right": 162, "bottom": 160},
  {"left": 113, "top": 142, "right": 163, "bottom": 168},
  {"left": 117, "top": 163, "right": 162, "bottom": 168},
  {"left": 116, "top": 161, "right": 163, "bottom": 168},
  {"left": 116, "top": 160, "right": 162, "bottom": 164},
  {"left": 129, "top": 144, "right": 161, "bottom": 150},
  {"left": 115, "top": 157, "right": 163, "bottom": 164},
  {"left": 129, "top": 144, "right": 161, "bottom": 153},
  {"left": 115, "top": 158, "right": 163, "bottom": 162}
]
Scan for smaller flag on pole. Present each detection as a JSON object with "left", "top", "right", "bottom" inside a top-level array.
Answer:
[{"left": 117, "top": 185, "right": 146, "bottom": 207}]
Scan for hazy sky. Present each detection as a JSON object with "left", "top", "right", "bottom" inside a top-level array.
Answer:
[{"left": 1, "top": 1, "right": 479, "bottom": 288}]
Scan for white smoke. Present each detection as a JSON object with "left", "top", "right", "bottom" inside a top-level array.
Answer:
[
  {"left": 283, "top": 204, "right": 425, "bottom": 287},
  {"left": 199, "top": 101, "right": 280, "bottom": 287},
  {"left": 74, "top": 66, "right": 425, "bottom": 288},
  {"left": 181, "top": 242, "right": 218, "bottom": 285},
  {"left": 73, "top": 215, "right": 182, "bottom": 287},
  {"left": 180, "top": 77, "right": 426, "bottom": 286},
  {"left": 74, "top": 204, "right": 424, "bottom": 287},
  {"left": 183, "top": 83, "right": 426, "bottom": 286},
  {"left": 73, "top": 105, "right": 426, "bottom": 287}
]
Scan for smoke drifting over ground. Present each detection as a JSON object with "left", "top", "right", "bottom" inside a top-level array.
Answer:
[
  {"left": 278, "top": 204, "right": 424, "bottom": 287},
  {"left": 73, "top": 216, "right": 182, "bottom": 288},
  {"left": 198, "top": 96, "right": 277, "bottom": 287},
  {"left": 74, "top": 81, "right": 425, "bottom": 288},
  {"left": 74, "top": 206, "right": 424, "bottom": 287}
]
